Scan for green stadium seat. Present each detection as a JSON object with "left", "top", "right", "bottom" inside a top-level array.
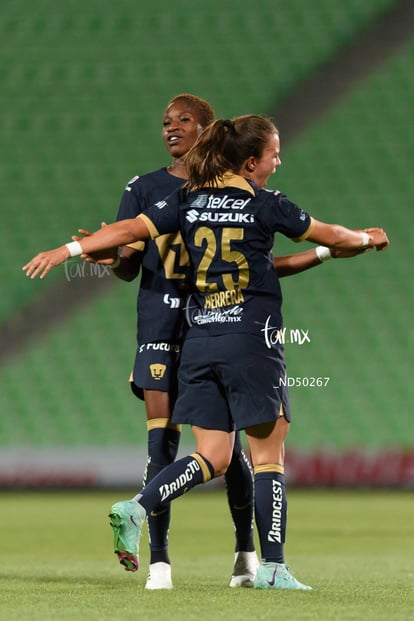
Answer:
[{"left": 1, "top": 0, "right": 410, "bottom": 464}]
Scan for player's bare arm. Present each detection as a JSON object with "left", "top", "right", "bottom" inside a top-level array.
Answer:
[
  {"left": 306, "top": 219, "right": 389, "bottom": 251},
  {"left": 23, "top": 217, "right": 150, "bottom": 280},
  {"left": 274, "top": 245, "right": 371, "bottom": 278},
  {"left": 73, "top": 223, "right": 142, "bottom": 282}
]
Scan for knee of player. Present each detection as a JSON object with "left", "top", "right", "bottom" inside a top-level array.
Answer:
[
  {"left": 199, "top": 454, "right": 231, "bottom": 478},
  {"left": 214, "top": 457, "right": 233, "bottom": 478}
]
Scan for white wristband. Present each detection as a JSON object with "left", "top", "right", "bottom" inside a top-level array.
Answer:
[
  {"left": 65, "top": 241, "right": 83, "bottom": 257},
  {"left": 360, "top": 232, "right": 371, "bottom": 248},
  {"left": 315, "top": 246, "right": 332, "bottom": 262}
]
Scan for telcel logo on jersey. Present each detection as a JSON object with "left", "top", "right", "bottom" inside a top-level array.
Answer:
[
  {"left": 186, "top": 193, "right": 254, "bottom": 224},
  {"left": 268, "top": 479, "right": 283, "bottom": 543},
  {"left": 205, "top": 194, "right": 251, "bottom": 210},
  {"left": 190, "top": 193, "right": 252, "bottom": 210}
]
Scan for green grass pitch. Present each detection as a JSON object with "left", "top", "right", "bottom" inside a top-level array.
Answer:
[{"left": 1, "top": 489, "right": 413, "bottom": 621}]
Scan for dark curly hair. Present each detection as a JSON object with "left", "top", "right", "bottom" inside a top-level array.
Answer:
[{"left": 166, "top": 93, "right": 215, "bottom": 129}]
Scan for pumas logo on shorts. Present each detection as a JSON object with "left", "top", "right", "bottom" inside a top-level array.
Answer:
[{"left": 149, "top": 363, "right": 167, "bottom": 380}]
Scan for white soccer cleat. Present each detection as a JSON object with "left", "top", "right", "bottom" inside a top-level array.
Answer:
[
  {"left": 145, "top": 562, "right": 173, "bottom": 590},
  {"left": 229, "top": 551, "right": 260, "bottom": 587}
]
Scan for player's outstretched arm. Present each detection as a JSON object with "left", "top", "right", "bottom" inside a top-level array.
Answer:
[
  {"left": 73, "top": 223, "right": 119, "bottom": 265},
  {"left": 275, "top": 246, "right": 370, "bottom": 278},
  {"left": 23, "top": 217, "right": 150, "bottom": 280},
  {"left": 73, "top": 223, "right": 142, "bottom": 282},
  {"left": 306, "top": 220, "right": 389, "bottom": 251}
]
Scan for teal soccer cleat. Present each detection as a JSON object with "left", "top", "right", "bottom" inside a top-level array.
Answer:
[
  {"left": 254, "top": 562, "right": 312, "bottom": 590},
  {"left": 109, "top": 500, "right": 146, "bottom": 572}
]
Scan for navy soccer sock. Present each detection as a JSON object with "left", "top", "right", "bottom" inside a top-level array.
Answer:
[
  {"left": 144, "top": 419, "right": 180, "bottom": 564},
  {"left": 254, "top": 465, "right": 287, "bottom": 564},
  {"left": 224, "top": 431, "right": 255, "bottom": 552},
  {"left": 135, "top": 453, "right": 215, "bottom": 514}
]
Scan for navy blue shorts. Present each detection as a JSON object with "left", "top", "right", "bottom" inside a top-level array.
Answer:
[
  {"left": 130, "top": 342, "right": 181, "bottom": 401},
  {"left": 172, "top": 334, "right": 291, "bottom": 431}
]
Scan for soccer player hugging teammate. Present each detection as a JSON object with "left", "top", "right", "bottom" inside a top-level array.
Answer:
[
  {"left": 23, "top": 114, "right": 388, "bottom": 590},
  {"left": 76, "top": 94, "right": 259, "bottom": 590}
]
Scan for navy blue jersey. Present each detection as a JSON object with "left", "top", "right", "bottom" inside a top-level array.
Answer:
[
  {"left": 140, "top": 174, "right": 313, "bottom": 341},
  {"left": 116, "top": 168, "right": 190, "bottom": 344}
]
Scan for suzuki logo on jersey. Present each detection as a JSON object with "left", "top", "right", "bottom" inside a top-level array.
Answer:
[
  {"left": 186, "top": 211, "right": 254, "bottom": 224},
  {"left": 149, "top": 363, "right": 167, "bottom": 380},
  {"left": 186, "top": 209, "right": 199, "bottom": 223},
  {"left": 202, "top": 212, "right": 254, "bottom": 223}
]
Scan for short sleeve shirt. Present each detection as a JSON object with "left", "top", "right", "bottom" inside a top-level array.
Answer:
[
  {"left": 116, "top": 168, "right": 190, "bottom": 344},
  {"left": 139, "top": 174, "right": 313, "bottom": 339}
]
